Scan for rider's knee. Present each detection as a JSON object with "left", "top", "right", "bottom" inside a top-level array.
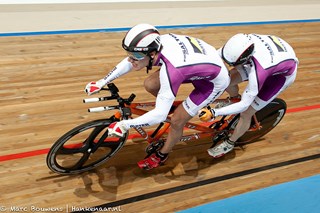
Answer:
[
  {"left": 170, "top": 118, "right": 184, "bottom": 130},
  {"left": 170, "top": 109, "right": 191, "bottom": 129},
  {"left": 169, "top": 113, "right": 183, "bottom": 128},
  {"left": 144, "top": 77, "right": 160, "bottom": 96},
  {"left": 144, "top": 78, "right": 154, "bottom": 92}
]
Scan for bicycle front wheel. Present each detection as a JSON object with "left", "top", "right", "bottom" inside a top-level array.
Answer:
[{"left": 46, "top": 119, "right": 127, "bottom": 175}]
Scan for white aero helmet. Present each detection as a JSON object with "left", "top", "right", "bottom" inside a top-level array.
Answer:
[
  {"left": 122, "top": 23, "right": 161, "bottom": 60},
  {"left": 221, "top": 33, "right": 255, "bottom": 66}
]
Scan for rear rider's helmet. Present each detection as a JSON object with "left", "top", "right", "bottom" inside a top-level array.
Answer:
[
  {"left": 221, "top": 33, "right": 255, "bottom": 66},
  {"left": 122, "top": 23, "right": 161, "bottom": 61}
]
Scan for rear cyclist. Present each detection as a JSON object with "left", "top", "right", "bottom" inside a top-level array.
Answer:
[
  {"left": 85, "top": 23, "right": 230, "bottom": 170},
  {"left": 200, "top": 33, "right": 298, "bottom": 158}
]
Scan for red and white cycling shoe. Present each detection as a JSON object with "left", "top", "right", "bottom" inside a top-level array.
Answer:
[{"left": 137, "top": 152, "right": 168, "bottom": 170}]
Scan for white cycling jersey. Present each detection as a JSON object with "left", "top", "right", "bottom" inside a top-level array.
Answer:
[
  {"left": 215, "top": 34, "right": 298, "bottom": 116},
  {"left": 100, "top": 33, "right": 230, "bottom": 129}
]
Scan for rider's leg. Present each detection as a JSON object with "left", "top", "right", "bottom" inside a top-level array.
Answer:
[
  {"left": 229, "top": 106, "right": 257, "bottom": 141},
  {"left": 160, "top": 104, "right": 193, "bottom": 154},
  {"left": 136, "top": 104, "right": 192, "bottom": 170},
  {"left": 137, "top": 68, "right": 229, "bottom": 169},
  {"left": 158, "top": 73, "right": 229, "bottom": 159},
  {"left": 225, "top": 68, "right": 242, "bottom": 97},
  {"left": 213, "top": 68, "right": 242, "bottom": 109},
  {"left": 143, "top": 69, "right": 175, "bottom": 114},
  {"left": 227, "top": 70, "right": 296, "bottom": 142},
  {"left": 207, "top": 106, "right": 256, "bottom": 158},
  {"left": 208, "top": 65, "right": 297, "bottom": 158},
  {"left": 144, "top": 69, "right": 160, "bottom": 97},
  {"left": 229, "top": 66, "right": 297, "bottom": 143},
  {"left": 208, "top": 72, "right": 297, "bottom": 158}
]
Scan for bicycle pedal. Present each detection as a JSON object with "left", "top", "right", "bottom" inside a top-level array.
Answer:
[
  {"left": 145, "top": 139, "right": 165, "bottom": 155},
  {"left": 211, "top": 131, "right": 229, "bottom": 147}
]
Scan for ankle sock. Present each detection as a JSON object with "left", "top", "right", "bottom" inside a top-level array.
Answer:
[{"left": 226, "top": 139, "right": 235, "bottom": 145}]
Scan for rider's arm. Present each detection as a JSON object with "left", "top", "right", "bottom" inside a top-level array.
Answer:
[
  {"left": 121, "top": 67, "right": 175, "bottom": 129},
  {"left": 214, "top": 67, "right": 259, "bottom": 116},
  {"left": 97, "top": 57, "right": 133, "bottom": 86}
]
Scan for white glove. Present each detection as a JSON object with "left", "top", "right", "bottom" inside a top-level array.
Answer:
[
  {"left": 108, "top": 122, "right": 128, "bottom": 137},
  {"left": 84, "top": 79, "right": 106, "bottom": 95}
]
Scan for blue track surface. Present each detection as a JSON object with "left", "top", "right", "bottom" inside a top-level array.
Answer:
[{"left": 178, "top": 174, "right": 320, "bottom": 213}]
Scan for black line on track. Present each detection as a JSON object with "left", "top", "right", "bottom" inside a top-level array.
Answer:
[{"left": 72, "top": 153, "right": 320, "bottom": 212}]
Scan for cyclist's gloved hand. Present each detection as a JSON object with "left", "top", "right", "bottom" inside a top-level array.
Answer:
[
  {"left": 85, "top": 80, "right": 105, "bottom": 95},
  {"left": 198, "top": 107, "right": 215, "bottom": 122},
  {"left": 108, "top": 122, "right": 128, "bottom": 137}
]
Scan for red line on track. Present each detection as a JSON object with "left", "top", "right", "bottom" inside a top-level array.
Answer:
[
  {"left": 0, "top": 148, "right": 50, "bottom": 162},
  {"left": 286, "top": 104, "right": 320, "bottom": 113},
  {"left": 1, "top": 104, "right": 319, "bottom": 162}
]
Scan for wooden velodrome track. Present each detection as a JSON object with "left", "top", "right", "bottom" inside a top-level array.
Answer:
[{"left": 1, "top": 18, "right": 320, "bottom": 213}]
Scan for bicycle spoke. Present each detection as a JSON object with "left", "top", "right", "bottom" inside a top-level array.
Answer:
[
  {"left": 68, "top": 151, "right": 91, "bottom": 170},
  {"left": 58, "top": 125, "right": 107, "bottom": 155},
  {"left": 100, "top": 137, "right": 126, "bottom": 147},
  {"left": 86, "top": 125, "right": 106, "bottom": 144},
  {"left": 89, "top": 129, "right": 109, "bottom": 153},
  {"left": 57, "top": 147, "right": 83, "bottom": 155}
]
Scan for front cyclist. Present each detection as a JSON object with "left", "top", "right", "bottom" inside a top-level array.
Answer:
[
  {"left": 85, "top": 23, "right": 230, "bottom": 170},
  {"left": 200, "top": 33, "right": 298, "bottom": 158}
]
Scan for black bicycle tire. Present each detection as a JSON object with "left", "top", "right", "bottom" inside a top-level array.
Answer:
[
  {"left": 46, "top": 119, "right": 127, "bottom": 175},
  {"left": 228, "top": 98, "right": 287, "bottom": 145}
]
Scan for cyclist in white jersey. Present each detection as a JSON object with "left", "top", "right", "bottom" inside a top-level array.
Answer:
[
  {"left": 85, "top": 24, "right": 230, "bottom": 170},
  {"left": 199, "top": 33, "right": 298, "bottom": 158}
]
